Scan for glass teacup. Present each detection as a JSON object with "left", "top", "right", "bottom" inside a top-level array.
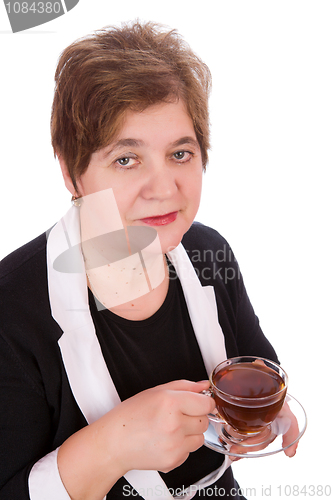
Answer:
[{"left": 206, "top": 356, "right": 288, "bottom": 444}]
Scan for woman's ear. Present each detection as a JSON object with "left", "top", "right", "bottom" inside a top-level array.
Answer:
[{"left": 58, "top": 155, "right": 76, "bottom": 196}]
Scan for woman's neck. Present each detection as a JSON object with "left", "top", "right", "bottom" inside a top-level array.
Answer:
[{"left": 86, "top": 255, "right": 170, "bottom": 321}]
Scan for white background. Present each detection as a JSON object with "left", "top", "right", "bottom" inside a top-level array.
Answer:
[{"left": 0, "top": 1, "right": 332, "bottom": 498}]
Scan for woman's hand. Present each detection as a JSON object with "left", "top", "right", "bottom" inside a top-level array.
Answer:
[
  {"left": 109, "top": 379, "right": 215, "bottom": 473},
  {"left": 58, "top": 380, "right": 214, "bottom": 500},
  {"left": 228, "top": 399, "right": 300, "bottom": 460}
]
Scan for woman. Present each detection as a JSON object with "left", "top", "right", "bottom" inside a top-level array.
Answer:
[{"left": 0, "top": 21, "right": 297, "bottom": 500}]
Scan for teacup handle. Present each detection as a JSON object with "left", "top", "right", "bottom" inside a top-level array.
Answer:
[{"left": 201, "top": 388, "right": 226, "bottom": 423}]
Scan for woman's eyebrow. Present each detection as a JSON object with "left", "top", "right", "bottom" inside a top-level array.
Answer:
[
  {"left": 169, "top": 136, "right": 200, "bottom": 149},
  {"left": 103, "top": 138, "right": 145, "bottom": 158}
]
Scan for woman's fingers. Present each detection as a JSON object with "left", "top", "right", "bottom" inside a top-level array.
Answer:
[
  {"left": 175, "top": 389, "right": 216, "bottom": 417},
  {"left": 281, "top": 402, "right": 299, "bottom": 457},
  {"left": 149, "top": 379, "right": 215, "bottom": 418},
  {"left": 152, "top": 379, "right": 211, "bottom": 396}
]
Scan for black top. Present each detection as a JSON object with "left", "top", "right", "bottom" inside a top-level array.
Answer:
[{"left": 0, "top": 222, "right": 278, "bottom": 499}]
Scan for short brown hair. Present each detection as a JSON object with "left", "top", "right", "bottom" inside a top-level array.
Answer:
[{"left": 51, "top": 21, "right": 212, "bottom": 191}]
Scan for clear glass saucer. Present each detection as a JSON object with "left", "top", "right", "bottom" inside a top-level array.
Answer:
[{"left": 204, "top": 394, "right": 307, "bottom": 458}]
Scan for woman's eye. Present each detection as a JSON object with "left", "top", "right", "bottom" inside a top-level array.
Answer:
[
  {"left": 173, "top": 150, "right": 193, "bottom": 162},
  {"left": 115, "top": 157, "right": 137, "bottom": 168}
]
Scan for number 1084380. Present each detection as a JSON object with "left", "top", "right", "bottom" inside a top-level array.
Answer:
[{"left": 5, "top": 2, "right": 61, "bottom": 14}]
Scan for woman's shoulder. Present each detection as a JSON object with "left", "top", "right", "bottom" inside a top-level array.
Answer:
[
  {"left": 0, "top": 230, "right": 62, "bottom": 350},
  {"left": 182, "top": 221, "right": 236, "bottom": 262},
  {"left": 0, "top": 231, "right": 50, "bottom": 314},
  {"left": 0, "top": 232, "right": 47, "bottom": 282},
  {"left": 181, "top": 222, "right": 241, "bottom": 293}
]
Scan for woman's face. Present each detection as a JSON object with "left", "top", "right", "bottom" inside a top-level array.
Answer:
[{"left": 74, "top": 100, "right": 203, "bottom": 254}]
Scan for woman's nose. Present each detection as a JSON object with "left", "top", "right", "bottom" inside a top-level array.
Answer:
[{"left": 141, "top": 162, "right": 178, "bottom": 200}]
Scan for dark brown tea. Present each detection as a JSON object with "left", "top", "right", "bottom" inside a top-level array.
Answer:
[{"left": 212, "top": 362, "right": 286, "bottom": 434}]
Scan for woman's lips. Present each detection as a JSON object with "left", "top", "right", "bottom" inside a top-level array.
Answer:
[{"left": 139, "top": 211, "right": 178, "bottom": 226}]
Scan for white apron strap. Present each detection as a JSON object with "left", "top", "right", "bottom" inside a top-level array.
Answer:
[{"left": 167, "top": 244, "right": 227, "bottom": 374}]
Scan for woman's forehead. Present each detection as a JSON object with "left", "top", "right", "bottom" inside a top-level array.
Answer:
[{"left": 111, "top": 101, "right": 197, "bottom": 145}]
